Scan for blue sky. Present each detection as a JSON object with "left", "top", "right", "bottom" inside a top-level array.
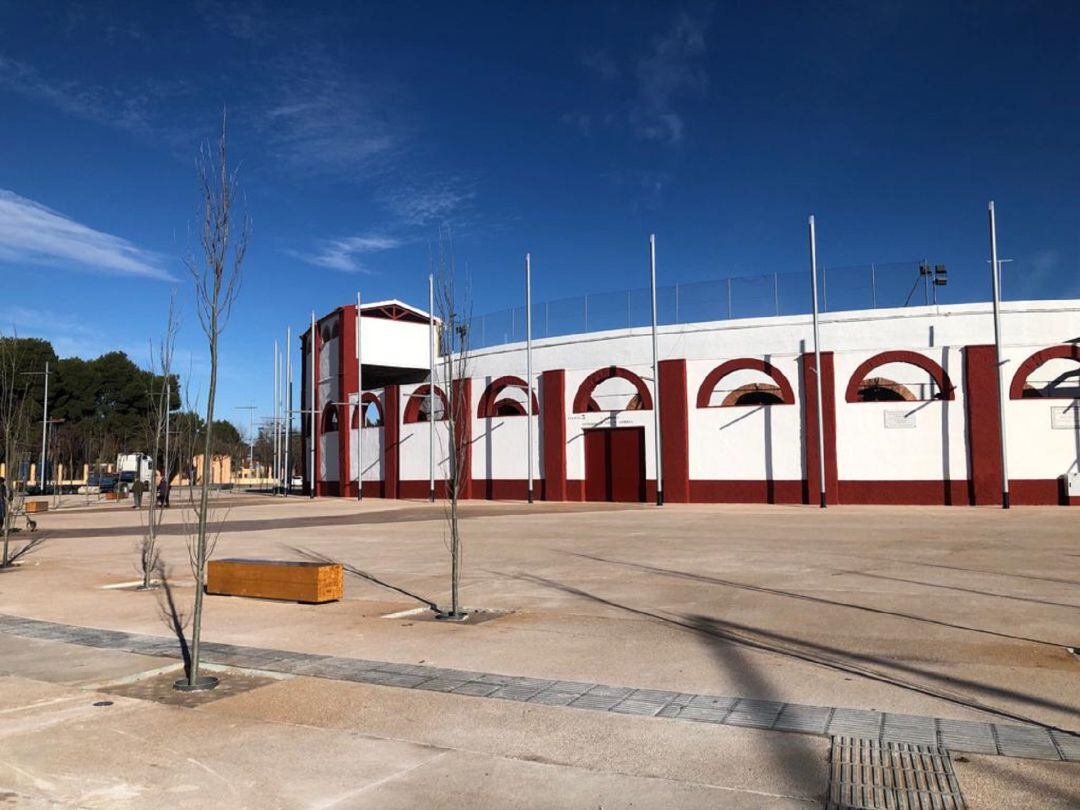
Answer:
[{"left": 2, "top": 1, "right": 1079, "bottom": 435}]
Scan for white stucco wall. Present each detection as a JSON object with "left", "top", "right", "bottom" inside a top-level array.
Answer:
[
  {"left": 305, "top": 299, "right": 1080, "bottom": 495},
  {"left": 834, "top": 347, "right": 970, "bottom": 482},
  {"left": 687, "top": 354, "right": 804, "bottom": 481}
]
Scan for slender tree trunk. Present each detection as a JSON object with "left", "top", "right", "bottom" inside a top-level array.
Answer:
[{"left": 188, "top": 311, "right": 218, "bottom": 684}]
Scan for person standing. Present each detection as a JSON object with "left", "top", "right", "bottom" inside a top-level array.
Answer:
[
  {"left": 132, "top": 477, "right": 145, "bottom": 510},
  {"left": 0, "top": 476, "right": 8, "bottom": 530}
]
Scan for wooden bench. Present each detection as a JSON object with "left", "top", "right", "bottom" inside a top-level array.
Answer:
[
  {"left": 206, "top": 558, "right": 343, "bottom": 604},
  {"left": 24, "top": 501, "right": 48, "bottom": 513}
]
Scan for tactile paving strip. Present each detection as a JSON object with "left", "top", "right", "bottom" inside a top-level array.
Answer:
[
  {"left": 826, "top": 736, "right": 965, "bottom": 810},
  {"left": 0, "top": 612, "right": 1075, "bottom": 763}
]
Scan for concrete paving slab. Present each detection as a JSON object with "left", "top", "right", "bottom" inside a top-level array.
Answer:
[
  {"left": 0, "top": 635, "right": 173, "bottom": 687},
  {"left": 952, "top": 753, "right": 1080, "bottom": 809},
  {"left": 359, "top": 748, "right": 818, "bottom": 809},
  {"left": 205, "top": 675, "right": 830, "bottom": 802},
  {"left": 0, "top": 677, "right": 449, "bottom": 809}
]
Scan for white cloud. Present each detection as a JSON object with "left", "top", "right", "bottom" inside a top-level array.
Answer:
[
  {"left": 0, "top": 54, "right": 187, "bottom": 135},
  {"left": 298, "top": 234, "right": 402, "bottom": 273},
  {"left": 581, "top": 49, "right": 620, "bottom": 82},
  {"left": 257, "top": 52, "right": 405, "bottom": 177},
  {"left": 0, "top": 189, "right": 173, "bottom": 281},
  {"left": 377, "top": 179, "right": 476, "bottom": 226},
  {"left": 631, "top": 11, "right": 710, "bottom": 144},
  {"left": 567, "top": 11, "right": 711, "bottom": 146}
]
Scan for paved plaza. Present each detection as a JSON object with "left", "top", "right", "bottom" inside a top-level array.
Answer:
[{"left": 0, "top": 494, "right": 1077, "bottom": 807}]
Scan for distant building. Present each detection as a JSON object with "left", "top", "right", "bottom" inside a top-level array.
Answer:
[{"left": 300, "top": 298, "right": 1080, "bottom": 506}]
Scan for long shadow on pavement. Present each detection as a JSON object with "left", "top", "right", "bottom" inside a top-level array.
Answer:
[
  {"left": 566, "top": 552, "right": 1067, "bottom": 648},
  {"left": 506, "top": 571, "right": 1080, "bottom": 737}
]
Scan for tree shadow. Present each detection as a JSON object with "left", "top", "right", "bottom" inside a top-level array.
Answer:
[
  {"left": 565, "top": 551, "right": 1065, "bottom": 648},
  {"left": 5, "top": 533, "right": 48, "bottom": 566},
  {"left": 683, "top": 613, "right": 826, "bottom": 803},
  {"left": 285, "top": 545, "right": 440, "bottom": 612},
  {"left": 154, "top": 564, "right": 191, "bottom": 676},
  {"left": 504, "top": 571, "right": 1080, "bottom": 736},
  {"left": 856, "top": 555, "right": 1080, "bottom": 588},
  {"left": 842, "top": 569, "right": 1080, "bottom": 611}
]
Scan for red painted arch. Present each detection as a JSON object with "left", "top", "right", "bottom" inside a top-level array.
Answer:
[
  {"left": 1009, "top": 344, "right": 1080, "bottom": 399},
  {"left": 572, "top": 366, "right": 653, "bottom": 413},
  {"left": 695, "top": 359, "right": 795, "bottom": 408},
  {"left": 351, "top": 392, "right": 384, "bottom": 428},
  {"left": 403, "top": 384, "right": 450, "bottom": 423},
  {"left": 476, "top": 375, "right": 540, "bottom": 418},
  {"left": 844, "top": 350, "right": 955, "bottom": 403}
]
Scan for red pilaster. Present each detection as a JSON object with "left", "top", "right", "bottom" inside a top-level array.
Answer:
[
  {"left": 452, "top": 378, "right": 473, "bottom": 499},
  {"left": 801, "top": 351, "right": 838, "bottom": 506},
  {"left": 541, "top": 370, "right": 567, "bottom": 500},
  {"left": 383, "top": 384, "right": 400, "bottom": 498},
  {"left": 312, "top": 325, "right": 322, "bottom": 496},
  {"left": 658, "top": 359, "right": 690, "bottom": 503},
  {"left": 964, "top": 345, "right": 1003, "bottom": 505},
  {"left": 339, "top": 307, "right": 356, "bottom": 497}
]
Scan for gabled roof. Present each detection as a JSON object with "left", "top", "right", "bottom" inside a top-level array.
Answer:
[{"left": 359, "top": 299, "right": 438, "bottom": 324}]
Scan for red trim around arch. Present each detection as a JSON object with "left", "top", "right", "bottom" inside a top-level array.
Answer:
[
  {"left": 572, "top": 366, "right": 653, "bottom": 413},
  {"left": 351, "top": 392, "right": 385, "bottom": 428},
  {"left": 476, "top": 375, "right": 540, "bottom": 418},
  {"left": 844, "top": 350, "right": 955, "bottom": 403},
  {"left": 1009, "top": 344, "right": 1080, "bottom": 399},
  {"left": 695, "top": 359, "right": 795, "bottom": 408},
  {"left": 403, "top": 384, "right": 450, "bottom": 423}
]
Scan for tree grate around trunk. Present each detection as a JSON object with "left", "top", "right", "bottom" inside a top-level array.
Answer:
[{"left": 826, "top": 735, "right": 965, "bottom": 810}]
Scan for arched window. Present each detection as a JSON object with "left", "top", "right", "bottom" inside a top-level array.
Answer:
[
  {"left": 494, "top": 399, "right": 526, "bottom": 416},
  {"left": 1009, "top": 345, "right": 1080, "bottom": 400},
  {"left": 723, "top": 383, "right": 786, "bottom": 407},
  {"left": 573, "top": 367, "right": 653, "bottom": 413},
  {"left": 351, "top": 393, "right": 384, "bottom": 428},
  {"left": 403, "top": 384, "right": 449, "bottom": 423},
  {"left": 855, "top": 377, "right": 915, "bottom": 402},
  {"left": 321, "top": 404, "right": 339, "bottom": 433},
  {"left": 476, "top": 376, "right": 539, "bottom": 418},
  {"left": 845, "top": 351, "right": 954, "bottom": 403},
  {"left": 319, "top": 318, "right": 340, "bottom": 342},
  {"left": 696, "top": 359, "right": 795, "bottom": 408}
]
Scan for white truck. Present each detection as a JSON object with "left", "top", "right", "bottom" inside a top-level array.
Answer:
[{"left": 116, "top": 453, "right": 154, "bottom": 489}]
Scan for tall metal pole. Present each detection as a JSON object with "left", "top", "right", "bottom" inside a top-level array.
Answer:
[
  {"left": 809, "top": 215, "right": 828, "bottom": 508},
  {"left": 356, "top": 292, "right": 363, "bottom": 501},
  {"left": 273, "top": 340, "right": 279, "bottom": 493},
  {"left": 285, "top": 327, "right": 292, "bottom": 497},
  {"left": 279, "top": 348, "right": 286, "bottom": 491},
  {"left": 309, "top": 312, "right": 316, "bottom": 499},
  {"left": 650, "top": 234, "right": 663, "bottom": 506},
  {"left": 988, "top": 202, "right": 1010, "bottom": 509},
  {"left": 39, "top": 361, "right": 49, "bottom": 489},
  {"left": 164, "top": 383, "right": 171, "bottom": 496},
  {"left": 428, "top": 274, "right": 436, "bottom": 502},
  {"left": 525, "top": 253, "right": 534, "bottom": 504}
]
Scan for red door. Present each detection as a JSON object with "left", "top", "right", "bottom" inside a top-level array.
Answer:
[{"left": 584, "top": 427, "right": 646, "bottom": 502}]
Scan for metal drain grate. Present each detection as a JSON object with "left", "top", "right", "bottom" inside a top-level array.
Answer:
[{"left": 826, "top": 735, "right": 965, "bottom": 810}]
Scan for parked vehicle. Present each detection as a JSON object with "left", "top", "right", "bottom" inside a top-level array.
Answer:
[
  {"left": 116, "top": 453, "right": 153, "bottom": 486},
  {"left": 77, "top": 474, "right": 118, "bottom": 495}
]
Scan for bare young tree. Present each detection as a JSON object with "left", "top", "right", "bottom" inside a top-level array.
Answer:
[
  {"left": 137, "top": 294, "right": 179, "bottom": 589},
  {"left": 0, "top": 332, "right": 33, "bottom": 568},
  {"left": 432, "top": 228, "right": 472, "bottom": 620},
  {"left": 177, "top": 112, "right": 249, "bottom": 690}
]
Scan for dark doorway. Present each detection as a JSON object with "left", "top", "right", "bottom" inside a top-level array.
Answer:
[{"left": 584, "top": 427, "right": 646, "bottom": 502}]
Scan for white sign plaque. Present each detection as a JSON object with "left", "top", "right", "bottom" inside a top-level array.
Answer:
[
  {"left": 1051, "top": 404, "right": 1080, "bottom": 430},
  {"left": 884, "top": 410, "right": 917, "bottom": 429}
]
